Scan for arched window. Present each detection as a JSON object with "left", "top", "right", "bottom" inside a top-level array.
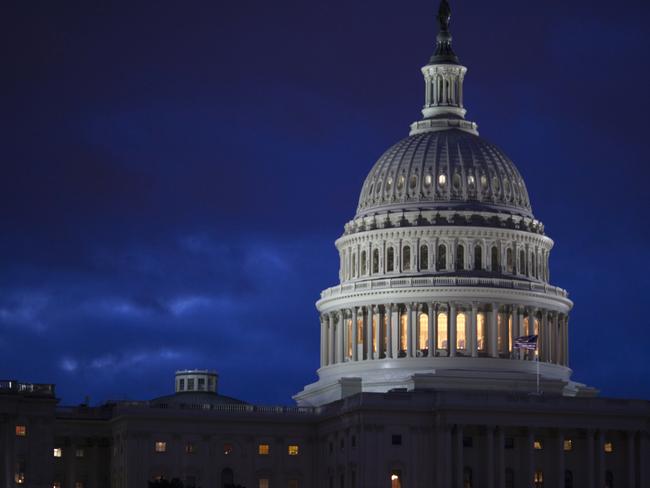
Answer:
[
  {"left": 505, "top": 468, "right": 514, "bottom": 488},
  {"left": 519, "top": 250, "right": 526, "bottom": 275},
  {"left": 534, "top": 470, "right": 544, "bottom": 488},
  {"left": 532, "top": 251, "right": 537, "bottom": 277},
  {"left": 491, "top": 246, "right": 499, "bottom": 271},
  {"left": 605, "top": 471, "right": 613, "bottom": 488},
  {"left": 506, "top": 248, "right": 514, "bottom": 273},
  {"left": 456, "top": 312, "right": 467, "bottom": 351},
  {"left": 463, "top": 467, "right": 473, "bottom": 488},
  {"left": 352, "top": 254, "right": 357, "bottom": 278},
  {"left": 474, "top": 245, "right": 482, "bottom": 270},
  {"left": 402, "top": 246, "right": 411, "bottom": 271},
  {"left": 437, "top": 312, "right": 448, "bottom": 350},
  {"left": 456, "top": 244, "right": 465, "bottom": 270},
  {"left": 564, "top": 470, "right": 573, "bottom": 488},
  {"left": 386, "top": 247, "right": 395, "bottom": 272},
  {"left": 477, "top": 312, "right": 486, "bottom": 352},
  {"left": 420, "top": 245, "right": 429, "bottom": 270},
  {"left": 372, "top": 249, "right": 379, "bottom": 274},
  {"left": 437, "top": 244, "right": 447, "bottom": 271},
  {"left": 361, "top": 251, "right": 367, "bottom": 275}
]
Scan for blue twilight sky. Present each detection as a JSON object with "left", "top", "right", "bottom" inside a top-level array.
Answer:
[{"left": 1, "top": 0, "right": 649, "bottom": 406}]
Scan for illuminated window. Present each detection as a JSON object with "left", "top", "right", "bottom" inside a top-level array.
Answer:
[
  {"left": 397, "top": 175, "right": 405, "bottom": 190},
  {"left": 258, "top": 443, "right": 270, "bottom": 455},
  {"left": 533, "top": 317, "right": 540, "bottom": 336},
  {"left": 438, "top": 173, "right": 447, "bottom": 187},
  {"left": 480, "top": 174, "right": 488, "bottom": 191},
  {"left": 534, "top": 440, "right": 543, "bottom": 450},
  {"left": 564, "top": 439, "right": 573, "bottom": 451},
  {"left": 418, "top": 313, "right": 429, "bottom": 351},
  {"left": 372, "top": 314, "right": 378, "bottom": 354},
  {"left": 53, "top": 448, "right": 62, "bottom": 458},
  {"left": 386, "top": 247, "right": 395, "bottom": 272},
  {"left": 523, "top": 317, "right": 530, "bottom": 336},
  {"left": 223, "top": 443, "right": 233, "bottom": 455},
  {"left": 420, "top": 245, "right": 429, "bottom": 270},
  {"left": 467, "top": 174, "right": 476, "bottom": 189},
  {"left": 604, "top": 442, "right": 613, "bottom": 453},
  {"left": 154, "top": 441, "right": 166, "bottom": 453},
  {"left": 15, "top": 473, "right": 25, "bottom": 485},
  {"left": 288, "top": 444, "right": 299, "bottom": 456},
  {"left": 424, "top": 174, "right": 432, "bottom": 187},
  {"left": 534, "top": 470, "right": 544, "bottom": 487},
  {"left": 357, "top": 316, "right": 364, "bottom": 345},
  {"left": 437, "top": 312, "right": 448, "bottom": 349},
  {"left": 437, "top": 244, "right": 447, "bottom": 270},
  {"left": 477, "top": 313, "right": 486, "bottom": 351},
  {"left": 15, "top": 425, "right": 26, "bottom": 437},
  {"left": 399, "top": 311, "right": 407, "bottom": 352},
  {"left": 347, "top": 318, "right": 353, "bottom": 358},
  {"left": 53, "top": 483, "right": 61, "bottom": 488},
  {"left": 75, "top": 483, "right": 84, "bottom": 488},
  {"left": 456, "top": 312, "right": 467, "bottom": 350},
  {"left": 386, "top": 177, "right": 393, "bottom": 191},
  {"left": 288, "top": 480, "right": 299, "bottom": 488},
  {"left": 259, "top": 479, "right": 269, "bottom": 488},
  {"left": 402, "top": 246, "right": 411, "bottom": 271},
  {"left": 391, "top": 470, "right": 402, "bottom": 488},
  {"left": 185, "top": 442, "right": 195, "bottom": 454},
  {"left": 75, "top": 448, "right": 84, "bottom": 458}
]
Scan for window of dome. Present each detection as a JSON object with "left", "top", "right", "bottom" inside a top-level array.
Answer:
[
  {"left": 438, "top": 173, "right": 447, "bottom": 187},
  {"left": 376, "top": 181, "right": 383, "bottom": 194},
  {"left": 409, "top": 175, "right": 418, "bottom": 190},
  {"left": 504, "top": 179, "right": 511, "bottom": 197},
  {"left": 386, "top": 177, "right": 393, "bottom": 191},
  {"left": 397, "top": 175, "right": 405, "bottom": 190},
  {"left": 368, "top": 183, "right": 374, "bottom": 195},
  {"left": 424, "top": 174, "right": 433, "bottom": 187},
  {"left": 492, "top": 176, "right": 500, "bottom": 192},
  {"left": 480, "top": 175, "right": 488, "bottom": 191},
  {"left": 467, "top": 174, "right": 476, "bottom": 189},
  {"left": 452, "top": 173, "right": 461, "bottom": 190}
]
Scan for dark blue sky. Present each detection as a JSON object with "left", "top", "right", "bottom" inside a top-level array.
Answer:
[{"left": 1, "top": 0, "right": 649, "bottom": 406}]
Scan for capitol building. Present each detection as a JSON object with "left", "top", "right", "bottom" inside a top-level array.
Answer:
[{"left": 1, "top": 2, "right": 648, "bottom": 488}]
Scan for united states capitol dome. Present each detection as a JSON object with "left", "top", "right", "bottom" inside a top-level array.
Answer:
[{"left": 356, "top": 130, "right": 533, "bottom": 219}]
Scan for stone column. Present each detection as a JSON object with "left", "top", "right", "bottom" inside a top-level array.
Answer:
[
  {"left": 428, "top": 303, "right": 436, "bottom": 356},
  {"left": 486, "top": 426, "right": 495, "bottom": 488},
  {"left": 327, "top": 313, "right": 335, "bottom": 365},
  {"left": 367, "top": 305, "right": 374, "bottom": 360},
  {"left": 351, "top": 307, "right": 358, "bottom": 362},
  {"left": 386, "top": 304, "right": 393, "bottom": 359},
  {"left": 470, "top": 302, "right": 478, "bottom": 358},
  {"left": 586, "top": 429, "right": 595, "bottom": 488},
  {"left": 336, "top": 311, "right": 344, "bottom": 363},
  {"left": 449, "top": 302, "right": 457, "bottom": 357},
  {"left": 627, "top": 431, "right": 636, "bottom": 488},
  {"left": 320, "top": 316, "right": 326, "bottom": 367},
  {"left": 406, "top": 303, "right": 414, "bottom": 358},
  {"left": 489, "top": 304, "right": 498, "bottom": 358}
]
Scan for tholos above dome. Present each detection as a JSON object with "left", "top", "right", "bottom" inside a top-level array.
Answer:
[{"left": 356, "top": 130, "right": 533, "bottom": 219}]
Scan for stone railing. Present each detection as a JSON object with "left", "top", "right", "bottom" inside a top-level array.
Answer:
[
  {"left": 320, "top": 276, "right": 569, "bottom": 299},
  {"left": 112, "top": 401, "right": 319, "bottom": 416}
]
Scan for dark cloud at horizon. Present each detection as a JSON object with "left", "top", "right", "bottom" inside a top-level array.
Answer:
[{"left": 1, "top": 0, "right": 649, "bottom": 405}]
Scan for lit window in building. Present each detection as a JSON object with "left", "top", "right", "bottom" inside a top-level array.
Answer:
[
  {"left": 419, "top": 313, "right": 428, "bottom": 351},
  {"left": 259, "top": 479, "right": 269, "bottom": 488},
  {"left": 438, "top": 173, "right": 447, "bottom": 187},
  {"left": 533, "top": 317, "right": 540, "bottom": 336},
  {"left": 258, "top": 443, "right": 270, "bottom": 455},
  {"left": 508, "top": 314, "right": 513, "bottom": 352},
  {"left": 15, "top": 473, "right": 25, "bottom": 485},
  {"left": 198, "top": 378, "right": 205, "bottom": 391},
  {"left": 420, "top": 245, "right": 429, "bottom": 270},
  {"left": 534, "top": 440, "right": 543, "bottom": 450},
  {"left": 456, "top": 313, "right": 467, "bottom": 350},
  {"left": 564, "top": 439, "right": 573, "bottom": 451},
  {"left": 372, "top": 315, "right": 378, "bottom": 354},
  {"left": 223, "top": 443, "right": 233, "bottom": 455},
  {"left": 288, "top": 479, "right": 299, "bottom": 488},
  {"left": 185, "top": 442, "right": 195, "bottom": 454},
  {"left": 534, "top": 471, "right": 544, "bottom": 488},
  {"left": 347, "top": 319, "right": 353, "bottom": 358},
  {"left": 402, "top": 246, "right": 411, "bottom": 271},
  {"left": 75, "top": 482, "right": 84, "bottom": 488},
  {"left": 288, "top": 444, "right": 299, "bottom": 456},
  {"left": 53, "top": 448, "right": 62, "bottom": 458},
  {"left": 15, "top": 425, "right": 26, "bottom": 437},
  {"left": 437, "top": 312, "right": 448, "bottom": 349},
  {"left": 387, "top": 247, "right": 395, "bottom": 272},
  {"left": 604, "top": 442, "right": 614, "bottom": 453},
  {"left": 53, "top": 483, "right": 61, "bottom": 488},
  {"left": 154, "top": 441, "right": 166, "bottom": 453},
  {"left": 75, "top": 448, "right": 84, "bottom": 458},
  {"left": 357, "top": 316, "right": 364, "bottom": 345},
  {"left": 391, "top": 470, "right": 402, "bottom": 488},
  {"left": 523, "top": 317, "right": 530, "bottom": 336},
  {"left": 424, "top": 174, "right": 432, "bottom": 187},
  {"left": 437, "top": 244, "right": 447, "bottom": 270},
  {"left": 399, "top": 311, "right": 407, "bottom": 353},
  {"left": 477, "top": 313, "right": 486, "bottom": 351}
]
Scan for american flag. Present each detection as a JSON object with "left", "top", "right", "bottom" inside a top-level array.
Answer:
[{"left": 514, "top": 335, "right": 538, "bottom": 350}]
